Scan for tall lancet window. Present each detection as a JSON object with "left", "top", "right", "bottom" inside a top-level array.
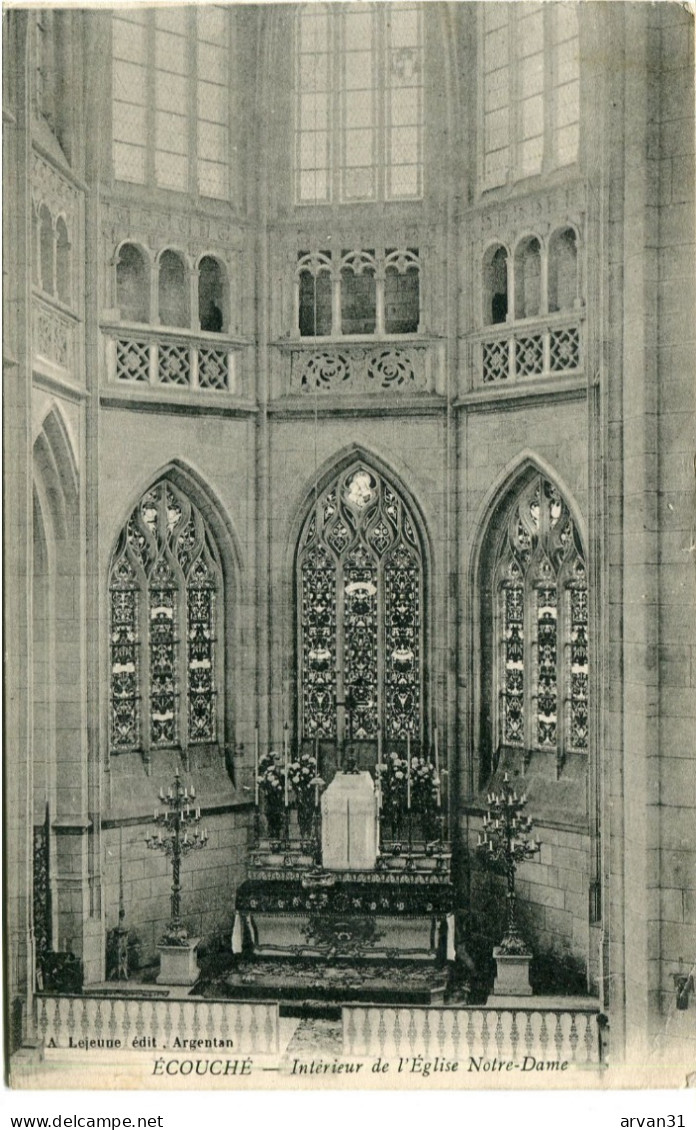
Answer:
[
  {"left": 481, "top": 3, "right": 580, "bottom": 189},
  {"left": 109, "top": 480, "right": 222, "bottom": 758},
  {"left": 484, "top": 475, "right": 588, "bottom": 776},
  {"left": 295, "top": 3, "right": 424, "bottom": 204},
  {"left": 298, "top": 465, "right": 425, "bottom": 746}
]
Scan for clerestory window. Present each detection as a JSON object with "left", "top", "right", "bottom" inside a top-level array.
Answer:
[
  {"left": 295, "top": 2, "right": 424, "bottom": 204},
  {"left": 481, "top": 2, "right": 580, "bottom": 190},
  {"left": 111, "top": 6, "right": 233, "bottom": 200}
]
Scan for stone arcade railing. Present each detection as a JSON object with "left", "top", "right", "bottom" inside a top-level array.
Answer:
[
  {"left": 36, "top": 994, "right": 280, "bottom": 1055},
  {"left": 104, "top": 327, "right": 246, "bottom": 395},
  {"left": 474, "top": 315, "right": 583, "bottom": 387},
  {"left": 342, "top": 1003, "right": 603, "bottom": 1067},
  {"left": 278, "top": 337, "right": 443, "bottom": 396}
]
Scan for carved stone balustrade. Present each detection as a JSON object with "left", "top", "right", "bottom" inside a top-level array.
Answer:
[
  {"left": 103, "top": 325, "right": 248, "bottom": 396},
  {"left": 274, "top": 337, "right": 444, "bottom": 398},
  {"left": 472, "top": 315, "right": 584, "bottom": 387},
  {"left": 33, "top": 294, "right": 78, "bottom": 376}
]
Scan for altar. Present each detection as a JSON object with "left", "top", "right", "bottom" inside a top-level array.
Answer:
[{"left": 233, "top": 769, "right": 455, "bottom": 982}]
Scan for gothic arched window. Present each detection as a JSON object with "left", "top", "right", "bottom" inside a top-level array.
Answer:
[
  {"left": 298, "top": 464, "right": 425, "bottom": 747},
  {"left": 481, "top": 474, "right": 588, "bottom": 777},
  {"left": 109, "top": 480, "right": 222, "bottom": 757}
]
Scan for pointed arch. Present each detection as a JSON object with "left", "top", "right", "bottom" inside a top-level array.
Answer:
[
  {"left": 287, "top": 443, "right": 433, "bottom": 571},
  {"left": 105, "top": 458, "right": 244, "bottom": 588},
  {"left": 31, "top": 402, "right": 82, "bottom": 978},
  {"left": 469, "top": 450, "right": 588, "bottom": 592},
  {"left": 34, "top": 404, "right": 79, "bottom": 515},
  {"left": 291, "top": 446, "right": 431, "bottom": 759}
]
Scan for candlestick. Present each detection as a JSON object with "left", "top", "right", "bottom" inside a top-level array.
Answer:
[
  {"left": 190, "top": 785, "right": 195, "bottom": 800},
  {"left": 406, "top": 732, "right": 411, "bottom": 810},
  {"left": 254, "top": 727, "right": 260, "bottom": 807},
  {"left": 283, "top": 724, "right": 289, "bottom": 808},
  {"left": 377, "top": 724, "right": 383, "bottom": 767},
  {"left": 434, "top": 726, "right": 441, "bottom": 807}
]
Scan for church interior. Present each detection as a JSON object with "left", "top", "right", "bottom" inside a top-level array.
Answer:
[{"left": 4, "top": 2, "right": 695, "bottom": 1073}]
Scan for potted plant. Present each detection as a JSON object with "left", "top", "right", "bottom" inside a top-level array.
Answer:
[
  {"left": 287, "top": 749, "right": 324, "bottom": 842},
  {"left": 409, "top": 755, "right": 440, "bottom": 842},
  {"left": 378, "top": 751, "right": 409, "bottom": 841},
  {"left": 257, "top": 750, "right": 286, "bottom": 840}
]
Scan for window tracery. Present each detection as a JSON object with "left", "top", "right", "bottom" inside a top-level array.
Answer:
[
  {"left": 298, "top": 465, "right": 425, "bottom": 744},
  {"left": 296, "top": 248, "right": 420, "bottom": 338},
  {"left": 108, "top": 480, "right": 222, "bottom": 759},
  {"left": 486, "top": 474, "right": 588, "bottom": 776}
]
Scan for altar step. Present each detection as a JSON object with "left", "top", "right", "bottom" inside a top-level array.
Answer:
[{"left": 205, "top": 959, "right": 448, "bottom": 1010}]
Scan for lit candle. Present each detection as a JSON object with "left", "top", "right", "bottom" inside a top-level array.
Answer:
[
  {"left": 503, "top": 771, "right": 509, "bottom": 784},
  {"left": 159, "top": 787, "right": 165, "bottom": 801},
  {"left": 254, "top": 727, "right": 260, "bottom": 807},
  {"left": 284, "top": 724, "right": 289, "bottom": 808},
  {"left": 154, "top": 808, "right": 157, "bottom": 821},
  {"left": 406, "top": 733, "right": 411, "bottom": 810},
  {"left": 175, "top": 767, "right": 180, "bottom": 778},
  {"left": 190, "top": 785, "right": 196, "bottom": 800},
  {"left": 184, "top": 787, "right": 188, "bottom": 800},
  {"left": 434, "top": 726, "right": 441, "bottom": 807}
]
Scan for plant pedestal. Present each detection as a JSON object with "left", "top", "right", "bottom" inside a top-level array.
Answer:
[
  {"left": 491, "top": 946, "right": 533, "bottom": 997},
  {"left": 156, "top": 937, "right": 201, "bottom": 986}
]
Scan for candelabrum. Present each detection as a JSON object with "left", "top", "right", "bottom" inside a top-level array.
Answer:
[
  {"left": 477, "top": 772, "right": 541, "bottom": 955},
  {"left": 145, "top": 768, "right": 208, "bottom": 946}
]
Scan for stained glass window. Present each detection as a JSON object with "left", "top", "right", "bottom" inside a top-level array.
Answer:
[
  {"left": 481, "top": 4, "right": 581, "bottom": 190},
  {"left": 108, "top": 480, "right": 222, "bottom": 756},
  {"left": 491, "top": 475, "right": 588, "bottom": 772},
  {"left": 295, "top": 3, "right": 424, "bottom": 204},
  {"left": 112, "top": 7, "right": 232, "bottom": 199},
  {"left": 298, "top": 465, "right": 425, "bottom": 744}
]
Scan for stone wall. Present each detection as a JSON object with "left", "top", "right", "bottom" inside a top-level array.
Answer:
[
  {"left": 102, "top": 809, "right": 253, "bottom": 967},
  {"left": 654, "top": 2, "right": 696, "bottom": 1026}
]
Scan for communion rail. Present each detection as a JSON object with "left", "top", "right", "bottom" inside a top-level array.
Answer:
[
  {"left": 342, "top": 1003, "right": 603, "bottom": 1066},
  {"left": 36, "top": 993, "right": 279, "bottom": 1055}
]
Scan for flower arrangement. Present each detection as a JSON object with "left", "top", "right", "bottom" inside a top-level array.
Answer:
[
  {"left": 378, "top": 750, "right": 440, "bottom": 840},
  {"left": 287, "top": 750, "right": 324, "bottom": 838},
  {"left": 409, "top": 756, "right": 440, "bottom": 816},
  {"left": 378, "top": 750, "right": 409, "bottom": 814},
  {"left": 257, "top": 751, "right": 285, "bottom": 837},
  {"left": 257, "top": 750, "right": 285, "bottom": 805}
]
